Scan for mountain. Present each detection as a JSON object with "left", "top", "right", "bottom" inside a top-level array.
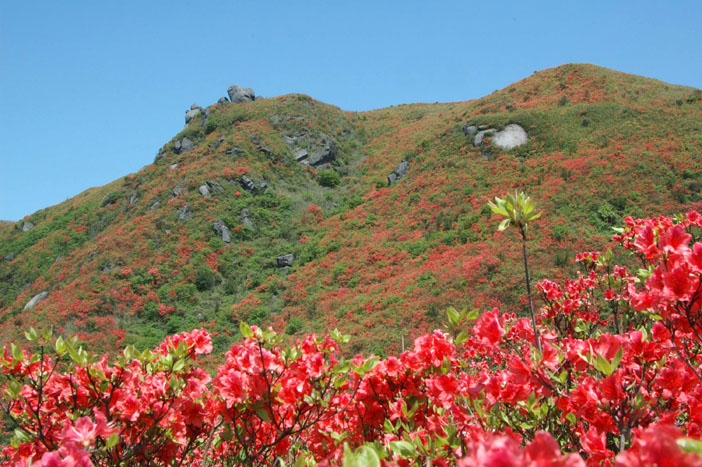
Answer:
[{"left": 1, "top": 64, "right": 700, "bottom": 355}]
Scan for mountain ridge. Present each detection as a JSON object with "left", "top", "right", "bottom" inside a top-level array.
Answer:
[{"left": 2, "top": 63, "right": 700, "bottom": 354}]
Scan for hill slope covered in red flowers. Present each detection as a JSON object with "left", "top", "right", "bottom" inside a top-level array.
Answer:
[{"left": 1, "top": 64, "right": 700, "bottom": 354}]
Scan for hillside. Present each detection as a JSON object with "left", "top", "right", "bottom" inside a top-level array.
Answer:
[{"left": 1, "top": 64, "right": 701, "bottom": 355}]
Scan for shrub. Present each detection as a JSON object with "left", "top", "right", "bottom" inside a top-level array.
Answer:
[
  {"left": 195, "top": 265, "right": 218, "bottom": 291},
  {"left": 317, "top": 169, "right": 341, "bottom": 187}
]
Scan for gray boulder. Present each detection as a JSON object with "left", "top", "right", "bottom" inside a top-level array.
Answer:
[
  {"left": 227, "top": 85, "right": 255, "bottom": 103},
  {"left": 181, "top": 137, "right": 194, "bottom": 151},
  {"left": 226, "top": 146, "right": 244, "bottom": 156},
  {"left": 491, "top": 124, "right": 528, "bottom": 150},
  {"left": 200, "top": 108, "right": 211, "bottom": 127},
  {"left": 174, "top": 138, "right": 194, "bottom": 153},
  {"left": 217, "top": 97, "right": 229, "bottom": 105},
  {"left": 22, "top": 221, "right": 34, "bottom": 232},
  {"left": 149, "top": 200, "right": 160, "bottom": 212},
  {"left": 172, "top": 185, "right": 184, "bottom": 197},
  {"left": 206, "top": 180, "right": 224, "bottom": 194},
  {"left": 241, "top": 208, "right": 256, "bottom": 229},
  {"left": 24, "top": 291, "right": 48, "bottom": 310},
  {"left": 199, "top": 185, "right": 211, "bottom": 197},
  {"left": 308, "top": 140, "right": 337, "bottom": 166},
  {"left": 185, "top": 108, "right": 201, "bottom": 124},
  {"left": 169, "top": 163, "right": 179, "bottom": 170},
  {"left": 129, "top": 193, "right": 138, "bottom": 206},
  {"left": 277, "top": 254, "right": 294, "bottom": 267},
  {"left": 396, "top": 160, "right": 409, "bottom": 178},
  {"left": 213, "top": 220, "right": 231, "bottom": 243},
  {"left": 239, "top": 176, "right": 267, "bottom": 193},
  {"left": 177, "top": 204, "right": 192, "bottom": 221},
  {"left": 387, "top": 160, "right": 410, "bottom": 185},
  {"left": 473, "top": 129, "right": 496, "bottom": 147},
  {"left": 463, "top": 125, "right": 478, "bottom": 136},
  {"left": 293, "top": 148, "right": 308, "bottom": 161},
  {"left": 191, "top": 103, "right": 202, "bottom": 111}
]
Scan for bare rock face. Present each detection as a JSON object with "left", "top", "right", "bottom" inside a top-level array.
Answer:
[
  {"left": 24, "top": 291, "right": 48, "bottom": 310},
  {"left": 277, "top": 254, "right": 294, "bottom": 267},
  {"left": 387, "top": 160, "right": 410, "bottom": 185},
  {"left": 213, "top": 220, "right": 231, "bottom": 243},
  {"left": 491, "top": 124, "right": 528, "bottom": 149},
  {"left": 227, "top": 85, "right": 255, "bottom": 103},
  {"left": 473, "top": 129, "right": 496, "bottom": 146}
]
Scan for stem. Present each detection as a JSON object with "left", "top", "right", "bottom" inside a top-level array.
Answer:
[{"left": 522, "top": 232, "right": 542, "bottom": 352}]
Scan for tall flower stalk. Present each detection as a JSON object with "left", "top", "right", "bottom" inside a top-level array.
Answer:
[{"left": 488, "top": 191, "right": 542, "bottom": 352}]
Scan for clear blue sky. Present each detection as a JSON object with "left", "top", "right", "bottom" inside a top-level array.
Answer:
[{"left": 1, "top": 1, "right": 700, "bottom": 221}]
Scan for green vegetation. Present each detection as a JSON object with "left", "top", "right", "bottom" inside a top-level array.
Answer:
[{"left": 0, "top": 64, "right": 700, "bottom": 355}]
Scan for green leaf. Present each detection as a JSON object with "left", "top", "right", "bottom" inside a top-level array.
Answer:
[
  {"left": 594, "top": 352, "right": 612, "bottom": 376},
  {"left": 240, "top": 321, "right": 253, "bottom": 339},
  {"left": 172, "top": 358, "right": 185, "bottom": 373},
  {"left": 498, "top": 218, "right": 511, "bottom": 231},
  {"left": 455, "top": 330, "right": 469, "bottom": 345},
  {"left": 11, "top": 343, "right": 23, "bottom": 361},
  {"left": 221, "top": 424, "right": 233, "bottom": 442},
  {"left": 465, "top": 308, "right": 480, "bottom": 321},
  {"left": 256, "top": 408, "right": 271, "bottom": 423},
  {"left": 446, "top": 307, "right": 460, "bottom": 326},
  {"left": 24, "top": 328, "right": 39, "bottom": 342},
  {"left": 105, "top": 433, "right": 120, "bottom": 449},
  {"left": 611, "top": 347, "right": 623, "bottom": 372},
  {"left": 389, "top": 440, "right": 416, "bottom": 458},
  {"left": 55, "top": 336, "right": 66, "bottom": 355},
  {"left": 355, "top": 446, "right": 381, "bottom": 467},
  {"left": 677, "top": 438, "right": 702, "bottom": 454}
]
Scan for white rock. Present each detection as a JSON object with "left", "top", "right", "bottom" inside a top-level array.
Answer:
[
  {"left": 492, "top": 124, "right": 528, "bottom": 150},
  {"left": 24, "top": 291, "right": 48, "bottom": 310}
]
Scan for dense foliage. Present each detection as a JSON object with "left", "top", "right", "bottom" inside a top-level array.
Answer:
[{"left": 4, "top": 211, "right": 702, "bottom": 465}]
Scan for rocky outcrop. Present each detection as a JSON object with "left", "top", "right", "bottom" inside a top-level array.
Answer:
[
  {"left": 185, "top": 104, "right": 202, "bottom": 124},
  {"left": 24, "top": 291, "right": 48, "bottom": 310},
  {"left": 277, "top": 254, "right": 294, "bottom": 267},
  {"left": 492, "top": 124, "right": 528, "bottom": 149},
  {"left": 129, "top": 193, "right": 138, "bottom": 206},
  {"left": 177, "top": 204, "right": 192, "bottom": 221},
  {"left": 469, "top": 123, "right": 528, "bottom": 149},
  {"left": 388, "top": 160, "right": 410, "bottom": 185},
  {"left": 22, "top": 221, "right": 34, "bottom": 232},
  {"left": 308, "top": 139, "right": 337, "bottom": 166},
  {"left": 462, "top": 125, "right": 478, "bottom": 136},
  {"left": 241, "top": 209, "right": 255, "bottom": 229},
  {"left": 293, "top": 149, "right": 308, "bottom": 162},
  {"left": 473, "top": 129, "right": 497, "bottom": 147},
  {"left": 174, "top": 137, "right": 194, "bottom": 154},
  {"left": 217, "top": 97, "right": 229, "bottom": 105},
  {"left": 227, "top": 85, "right": 255, "bottom": 103},
  {"left": 239, "top": 176, "right": 268, "bottom": 193},
  {"left": 213, "top": 220, "right": 231, "bottom": 243},
  {"left": 199, "top": 180, "right": 224, "bottom": 197}
]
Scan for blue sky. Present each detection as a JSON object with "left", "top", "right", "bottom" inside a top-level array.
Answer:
[{"left": 1, "top": 1, "right": 701, "bottom": 221}]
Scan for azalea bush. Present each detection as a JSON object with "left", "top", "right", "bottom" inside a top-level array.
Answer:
[{"left": 3, "top": 211, "right": 702, "bottom": 465}]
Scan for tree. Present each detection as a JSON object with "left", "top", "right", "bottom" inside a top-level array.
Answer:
[{"left": 488, "top": 191, "right": 542, "bottom": 351}]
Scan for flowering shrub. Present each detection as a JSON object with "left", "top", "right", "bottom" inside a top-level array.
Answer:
[{"left": 3, "top": 211, "right": 702, "bottom": 465}]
